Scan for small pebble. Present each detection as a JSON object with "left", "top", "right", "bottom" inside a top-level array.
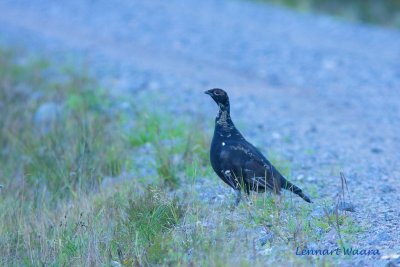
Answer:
[
  {"left": 381, "top": 185, "right": 396, "bottom": 193},
  {"left": 259, "top": 232, "right": 274, "bottom": 246},
  {"left": 386, "top": 257, "right": 400, "bottom": 267},
  {"left": 337, "top": 201, "right": 356, "bottom": 212},
  {"left": 371, "top": 147, "right": 383, "bottom": 154}
]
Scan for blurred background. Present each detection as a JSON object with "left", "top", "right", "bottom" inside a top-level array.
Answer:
[
  {"left": 1, "top": 0, "right": 400, "bottom": 266},
  {"left": 260, "top": 0, "right": 400, "bottom": 28}
]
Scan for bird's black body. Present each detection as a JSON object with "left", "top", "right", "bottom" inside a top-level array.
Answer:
[{"left": 205, "top": 88, "right": 312, "bottom": 204}]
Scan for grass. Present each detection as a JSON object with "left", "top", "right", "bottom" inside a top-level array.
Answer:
[
  {"left": 0, "top": 48, "right": 124, "bottom": 201},
  {"left": 0, "top": 47, "right": 362, "bottom": 266},
  {"left": 0, "top": 47, "right": 210, "bottom": 266},
  {"left": 127, "top": 108, "right": 210, "bottom": 188},
  {"left": 0, "top": 47, "right": 128, "bottom": 265},
  {"left": 112, "top": 187, "right": 185, "bottom": 265},
  {"left": 256, "top": 0, "right": 400, "bottom": 28}
]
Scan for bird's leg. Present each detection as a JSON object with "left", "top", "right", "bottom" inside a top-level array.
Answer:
[
  {"left": 234, "top": 190, "right": 242, "bottom": 207},
  {"left": 229, "top": 190, "right": 242, "bottom": 211},
  {"left": 222, "top": 170, "right": 242, "bottom": 209}
]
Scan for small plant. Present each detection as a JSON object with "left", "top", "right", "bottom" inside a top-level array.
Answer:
[
  {"left": 127, "top": 108, "right": 211, "bottom": 189},
  {"left": 240, "top": 172, "right": 361, "bottom": 254},
  {"left": 321, "top": 172, "right": 359, "bottom": 246},
  {"left": 112, "top": 187, "right": 184, "bottom": 265}
]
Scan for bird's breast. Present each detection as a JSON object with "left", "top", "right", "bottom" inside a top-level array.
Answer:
[{"left": 210, "top": 137, "right": 224, "bottom": 173}]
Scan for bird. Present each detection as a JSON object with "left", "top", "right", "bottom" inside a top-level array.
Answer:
[{"left": 205, "top": 88, "right": 312, "bottom": 206}]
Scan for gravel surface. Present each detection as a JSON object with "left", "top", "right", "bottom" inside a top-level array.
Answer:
[{"left": 1, "top": 0, "right": 399, "bottom": 265}]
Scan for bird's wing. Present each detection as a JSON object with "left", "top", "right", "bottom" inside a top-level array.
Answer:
[
  {"left": 219, "top": 139, "right": 280, "bottom": 190},
  {"left": 224, "top": 139, "right": 273, "bottom": 169}
]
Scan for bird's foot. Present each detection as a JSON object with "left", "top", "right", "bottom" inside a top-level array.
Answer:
[{"left": 246, "top": 198, "right": 253, "bottom": 206}]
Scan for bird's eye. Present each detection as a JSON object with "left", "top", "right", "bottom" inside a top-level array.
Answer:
[{"left": 214, "top": 90, "right": 223, "bottom": 96}]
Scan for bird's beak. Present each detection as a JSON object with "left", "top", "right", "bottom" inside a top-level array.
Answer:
[{"left": 204, "top": 90, "right": 212, "bottom": 96}]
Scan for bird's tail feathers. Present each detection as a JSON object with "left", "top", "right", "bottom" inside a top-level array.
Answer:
[{"left": 280, "top": 177, "right": 313, "bottom": 203}]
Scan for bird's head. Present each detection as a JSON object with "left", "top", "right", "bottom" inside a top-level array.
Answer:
[{"left": 205, "top": 88, "right": 230, "bottom": 110}]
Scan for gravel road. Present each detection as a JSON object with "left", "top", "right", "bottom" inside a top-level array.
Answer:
[{"left": 1, "top": 0, "right": 399, "bottom": 265}]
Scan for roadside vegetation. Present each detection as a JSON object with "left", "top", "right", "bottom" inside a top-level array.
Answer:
[
  {"left": 257, "top": 0, "right": 400, "bottom": 28},
  {"left": 0, "top": 47, "right": 361, "bottom": 266}
]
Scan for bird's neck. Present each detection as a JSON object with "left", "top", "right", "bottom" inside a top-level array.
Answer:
[
  {"left": 218, "top": 102, "right": 230, "bottom": 114},
  {"left": 214, "top": 104, "right": 242, "bottom": 138},
  {"left": 216, "top": 108, "right": 231, "bottom": 128},
  {"left": 216, "top": 102, "right": 231, "bottom": 125}
]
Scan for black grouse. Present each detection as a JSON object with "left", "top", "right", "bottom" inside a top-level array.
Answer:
[{"left": 205, "top": 88, "right": 312, "bottom": 205}]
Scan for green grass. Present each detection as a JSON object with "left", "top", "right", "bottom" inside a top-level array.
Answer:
[
  {"left": 0, "top": 47, "right": 128, "bottom": 265},
  {"left": 267, "top": 151, "right": 292, "bottom": 178},
  {"left": 0, "top": 49, "right": 125, "bottom": 201},
  {"left": 112, "top": 187, "right": 185, "bottom": 266},
  {"left": 0, "top": 47, "right": 362, "bottom": 266},
  {"left": 238, "top": 192, "right": 362, "bottom": 266},
  {"left": 256, "top": 0, "right": 400, "bottom": 28},
  {"left": 127, "top": 109, "right": 210, "bottom": 188},
  {"left": 0, "top": 47, "right": 211, "bottom": 266}
]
